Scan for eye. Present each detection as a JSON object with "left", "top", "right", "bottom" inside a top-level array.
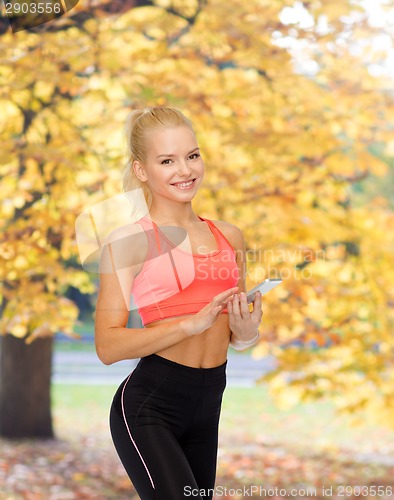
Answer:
[
  {"left": 188, "top": 153, "right": 200, "bottom": 160},
  {"left": 161, "top": 159, "right": 173, "bottom": 165}
]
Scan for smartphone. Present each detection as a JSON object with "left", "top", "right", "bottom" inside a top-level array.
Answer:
[{"left": 246, "top": 278, "right": 282, "bottom": 304}]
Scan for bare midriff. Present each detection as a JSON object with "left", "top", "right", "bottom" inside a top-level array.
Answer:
[{"left": 144, "top": 313, "right": 231, "bottom": 368}]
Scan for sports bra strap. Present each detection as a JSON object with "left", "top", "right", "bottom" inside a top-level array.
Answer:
[
  {"left": 135, "top": 216, "right": 161, "bottom": 257},
  {"left": 150, "top": 220, "right": 162, "bottom": 253},
  {"left": 139, "top": 215, "right": 234, "bottom": 256}
]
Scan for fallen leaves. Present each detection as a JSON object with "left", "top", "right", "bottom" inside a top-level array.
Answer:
[{"left": 1, "top": 429, "right": 394, "bottom": 499}]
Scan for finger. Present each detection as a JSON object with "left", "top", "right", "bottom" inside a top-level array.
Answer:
[
  {"left": 215, "top": 286, "right": 239, "bottom": 303},
  {"left": 213, "top": 305, "right": 224, "bottom": 314},
  {"left": 253, "top": 291, "right": 261, "bottom": 307},
  {"left": 251, "top": 292, "right": 263, "bottom": 319},
  {"left": 232, "top": 293, "right": 241, "bottom": 317},
  {"left": 251, "top": 307, "right": 263, "bottom": 321},
  {"left": 239, "top": 292, "right": 250, "bottom": 316}
]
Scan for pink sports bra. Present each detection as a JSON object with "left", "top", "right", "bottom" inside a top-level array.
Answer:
[{"left": 132, "top": 216, "right": 239, "bottom": 326}]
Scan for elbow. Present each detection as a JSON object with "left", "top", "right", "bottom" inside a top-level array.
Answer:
[
  {"left": 95, "top": 335, "right": 115, "bottom": 366},
  {"left": 95, "top": 345, "right": 114, "bottom": 365},
  {"left": 101, "top": 357, "right": 114, "bottom": 366}
]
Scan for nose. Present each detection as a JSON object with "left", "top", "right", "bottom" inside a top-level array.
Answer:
[{"left": 177, "top": 160, "right": 192, "bottom": 177}]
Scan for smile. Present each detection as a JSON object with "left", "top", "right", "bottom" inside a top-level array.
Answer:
[{"left": 171, "top": 179, "right": 196, "bottom": 190}]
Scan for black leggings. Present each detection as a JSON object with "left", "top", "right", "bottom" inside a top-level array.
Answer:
[{"left": 109, "top": 353, "right": 227, "bottom": 500}]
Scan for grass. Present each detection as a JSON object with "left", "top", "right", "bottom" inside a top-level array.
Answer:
[
  {"left": 219, "top": 386, "right": 394, "bottom": 456},
  {"left": 51, "top": 383, "right": 394, "bottom": 457}
]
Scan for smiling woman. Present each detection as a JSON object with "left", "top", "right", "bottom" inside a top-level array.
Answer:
[
  {"left": 133, "top": 125, "right": 204, "bottom": 203},
  {"left": 94, "top": 106, "right": 263, "bottom": 500}
]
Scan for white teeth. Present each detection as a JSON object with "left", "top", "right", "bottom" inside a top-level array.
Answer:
[{"left": 173, "top": 180, "right": 194, "bottom": 188}]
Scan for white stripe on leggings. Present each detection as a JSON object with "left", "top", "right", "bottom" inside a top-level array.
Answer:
[{"left": 121, "top": 372, "right": 155, "bottom": 490}]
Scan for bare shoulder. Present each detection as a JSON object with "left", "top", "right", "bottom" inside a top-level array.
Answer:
[
  {"left": 211, "top": 220, "right": 245, "bottom": 251},
  {"left": 103, "top": 220, "right": 146, "bottom": 246},
  {"left": 100, "top": 221, "right": 148, "bottom": 271}
]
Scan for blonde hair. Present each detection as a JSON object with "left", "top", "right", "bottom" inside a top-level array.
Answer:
[{"left": 122, "top": 106, "right": 195, "bottom": 217}]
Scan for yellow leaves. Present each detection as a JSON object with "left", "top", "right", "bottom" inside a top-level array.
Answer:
[
  {"left": 13, "top": 255, "right": 28, "bottom": 270},
  {"left": 12, "top": 195, "right": 26, "bottom": 209},
  {"left": 3, "top": 311, "right": 28, "bottom": 337},
  {"left": 357, "top": 303, "right": 370, "bottom": 320},
  {"left": 0, "top": 290, "right": 80, "bottom": 343},
  {"left": 336, "top": 264, "right": 353, "bottom": 284},
  {"left": 0, "top": 0, "right": 392, "bottom": 428},
  {"left": 211, "top": 103, "right": 233, "bottom": 118},
  {"left": 325, "top": 153, "right": 360, "bottom": 176},
  {"left": 252, "top": 341, "right": 272, "bottom": 359},
  {"left": 0, "top": 99, "right": 23, "bottom": 134},
  {"left": 378, "top": 342, "right": 391, "bottom": 354},
  {"left": 363, "top": 154, "right": 388, "bottom": 177},
  {"left": 34, "top": 80, "right": 55, "bottom": 102},
  {"left": 26, "top": 322, "right": 54, "bottom": 344},
  {"left": 0, "top": 244, "right": 14, "bottom": 262},
  {"left": 268, "top": 375, "right": 306, "bottom": 411},
  {"left": 302, "top": 298, "right": 327, "bottom": 322},
  {"left": 119, "top": 4, "right": 188, "bottom": 43},
  {"left": 330, "top": 121, "right": 343, "bottom": 135},
  {"left": 66, "top": 271, "right": 96, "bottom": 295},
  {"left": 269, "top": 116, "right": 286, "bottom": 133},
  {"left": 384, "top": 140, "right": 394, "bottom": 157},
  {"left": 10, "top": 323, "right": 28, "bottom": 338},
  {"left": 296, "top": 191, "right": 315, "bottom": 208},
  {"left": 307, "top": 260, "right": 336, "bottom": 278},
  {"left": 290, "top": 323, "right": 306, "bottom": 338},
  {"left": 72, "top": 472, "right": 86, "bottom": 482}
]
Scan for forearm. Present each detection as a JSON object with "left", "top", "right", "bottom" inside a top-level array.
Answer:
[
  {"left": 95, "top": 318, "right": 189, "bottom": 365},
  {"left": 230, "top": 329, "right": 260, "bottom": 351}
]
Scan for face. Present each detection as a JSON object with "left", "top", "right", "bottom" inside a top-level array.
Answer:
[{"left": 133, "top": 126, "right": 204, "bottom": 203}]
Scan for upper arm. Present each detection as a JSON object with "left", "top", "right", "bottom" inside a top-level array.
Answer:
[
  {"left": 94, "top": 224, "right": 147, "bottom": 337},
  {"left": 213, "top": 220, "right": 247, "bottom": 294}
]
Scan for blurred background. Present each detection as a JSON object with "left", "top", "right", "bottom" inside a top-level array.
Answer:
[{"left": 1, "top": 0, "right": 394, "bottom": 498}]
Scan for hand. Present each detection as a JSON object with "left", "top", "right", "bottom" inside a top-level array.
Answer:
[
  {"left": 227, "top": 291, "right": 263, "bottom": 342},
  {"left": 181, "top": 286, "right": 239, "bottom": 336}
]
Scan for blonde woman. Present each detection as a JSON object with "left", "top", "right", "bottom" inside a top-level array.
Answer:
[{"left": 95, "top": 107, "right": 263, "bottom": 499}]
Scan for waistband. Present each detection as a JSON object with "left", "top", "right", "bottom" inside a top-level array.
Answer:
[{"left": 137, "top": 354, "right": 227, "bottom": 386}]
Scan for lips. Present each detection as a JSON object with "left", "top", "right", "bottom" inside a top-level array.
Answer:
[{"left": 171, "top": 178, "right": 196, "bottom": 188}]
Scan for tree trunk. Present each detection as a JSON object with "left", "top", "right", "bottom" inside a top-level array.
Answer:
[{"left": 0, "top": 334, "right": 54, "bottom": 439}]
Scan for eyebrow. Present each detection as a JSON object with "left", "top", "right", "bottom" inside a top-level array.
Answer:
[{"left": 156, "top": 147, "right": 200, "bottom": 159}]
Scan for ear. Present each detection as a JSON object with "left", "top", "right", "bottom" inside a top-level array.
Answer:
[{"left": 133, "top": 160, "right": 148, "bottom": 182}]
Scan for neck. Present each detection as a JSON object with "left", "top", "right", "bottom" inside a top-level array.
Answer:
[{"left": 148, "top": 201, "right": 201, "bottom": 226}]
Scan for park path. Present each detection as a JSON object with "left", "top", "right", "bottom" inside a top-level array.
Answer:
[{"left": 52, "top": 349, "right": 277, "bottom": 387}]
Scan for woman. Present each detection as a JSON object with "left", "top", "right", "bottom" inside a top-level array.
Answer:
[{"left": 94, "top": 107, "right": 263, "bottom": 500}]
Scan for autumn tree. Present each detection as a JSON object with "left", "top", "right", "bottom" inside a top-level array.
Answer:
[{"left": 1, "top": 0, "right": 394, "bottom": 438}]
